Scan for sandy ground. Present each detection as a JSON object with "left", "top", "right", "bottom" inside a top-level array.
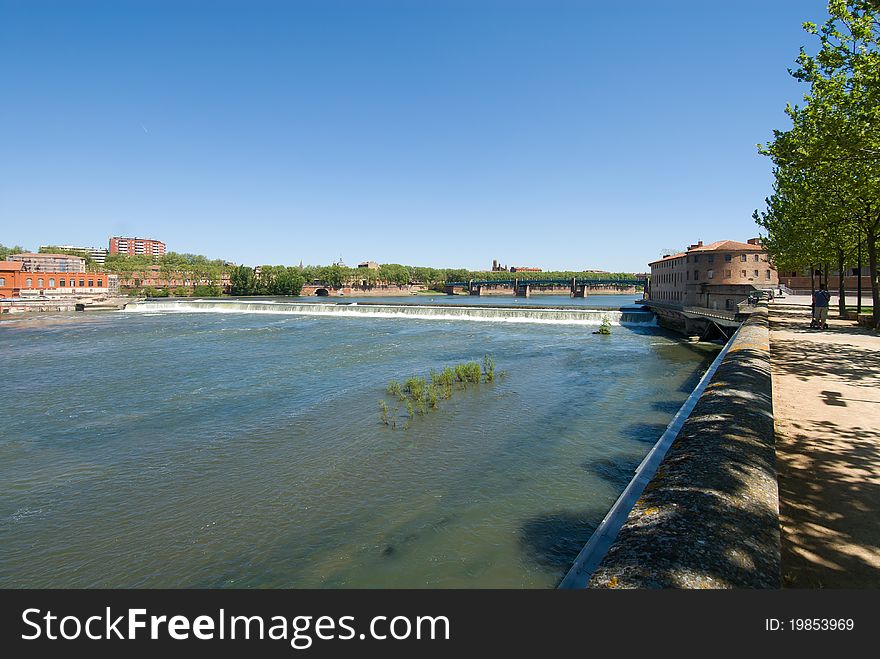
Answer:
[{"left": 769, "top": 299, "right": 880, "bottom": 587}]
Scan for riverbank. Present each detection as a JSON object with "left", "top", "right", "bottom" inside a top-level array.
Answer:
[
  {"left": 769, "top": 300, "right": 880, "bottom": 587},
  {"left": 583, "top": 306, "right": 780, "bottom": 588}
]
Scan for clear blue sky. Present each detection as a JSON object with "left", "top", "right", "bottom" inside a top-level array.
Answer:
[{"left": 0, "top": 0, "right": 829, "bottom": 271}]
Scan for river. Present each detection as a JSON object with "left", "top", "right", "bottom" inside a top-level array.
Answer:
[{"left": 0, "top": 298, "right": 716, "bottom": 587}]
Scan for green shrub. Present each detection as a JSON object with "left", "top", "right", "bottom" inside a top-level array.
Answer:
[
  {"left": 597, "top": 316, "right": 612, "bottom": 335},
  {"left": 382, "top": 357, "right": 497, "bottom": 429},
  {"left": 387, "top": 380, "right": 404, "bottom": 400},
  {"left": 482, "top": 355, "right": 495, "bottom": 382},
  {"left": 454, "top": 361, "right": 481, "bottom": 384},
  {"left": 192, "top": 284, "right": 221, "bottom": 297}
]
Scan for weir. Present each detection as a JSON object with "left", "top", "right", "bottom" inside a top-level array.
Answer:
[{"left": 124, "top": 300, "right": 657, "bottom": 326}]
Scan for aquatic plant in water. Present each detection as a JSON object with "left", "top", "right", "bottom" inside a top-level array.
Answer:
[{"left": 381, "top": 356, "right": 499, "bottom": 429}]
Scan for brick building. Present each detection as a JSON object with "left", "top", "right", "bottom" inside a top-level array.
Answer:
[
  {"left": 647, "top": 239, "right": 778, "bottom": 311},
  {"left": 118, "top": 266, "right": 231, "bottom": 292},
  {"left": 109, "top": 236, "right": 166, "bottom": 257},
  {"left": 0, "top": 261, "right": 118, "bottom": 299}
]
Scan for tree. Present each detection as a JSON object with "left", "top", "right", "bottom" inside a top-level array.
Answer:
[
  {"left": 757, "top": 0, "right": 880, "bottom": 327},
  {"left": 0, "top": 244, "right": 26, "bottom": 260},
  {"left": 230, "top": 265, "right": 257, "bottom": 295}
]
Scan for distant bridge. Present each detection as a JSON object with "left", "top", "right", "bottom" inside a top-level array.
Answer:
[{"left": 444, "top": 277, "right": 643, "bottom": 298}]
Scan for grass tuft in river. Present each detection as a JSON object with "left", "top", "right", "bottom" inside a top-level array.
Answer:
[{"left": 382, "top": 355, "right": 498, "bottom": 429}]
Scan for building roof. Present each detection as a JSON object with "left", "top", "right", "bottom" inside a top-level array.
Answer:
[
  {"left": 648, "top": 239, "right": 765, "bottom": 266},
  {"left": 10, "top": 252, "right": 84, "bottom": 259},
  {"left": 689, "top": 240, "right": 764, "bottom": 253},
  {"left": 0, "top": 260, "right": 24, "bottom": 271}
]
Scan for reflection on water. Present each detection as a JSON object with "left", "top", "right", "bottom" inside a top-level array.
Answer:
[{"left": 0, "top": 309, "right": 714, "bottom": 588}]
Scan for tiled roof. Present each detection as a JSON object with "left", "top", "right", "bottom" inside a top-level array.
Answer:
[
  {"left": 0, "top": 260, "right": 24, "bottom": 271},
  {"left": 690, "top": 240, "right": 764, "bottom": 252},
  {"left": 648, "top": 240, "right": 764, "bottom": 266}
]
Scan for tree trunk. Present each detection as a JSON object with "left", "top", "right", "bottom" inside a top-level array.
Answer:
[
  {"left": 867, "top": 231, "right": 880, "bottom": 330},
  {"left": 857, "top": 233, "right": 863, "bottom": 314},
  {"left": 837, "top": 250, "right": 846, "bottom": 318},
  {"left": 810, "top": 265, "right": 815, "bottom": 300}
]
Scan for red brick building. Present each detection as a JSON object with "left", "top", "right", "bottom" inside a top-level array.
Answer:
[
  {"left": 0, "top": 261, "right": 118, "bottom": 298},
  {"left": 648, "top": 238, "right": 778, "bottom": 311},
  {"left": 109, "top": 236, "right": 166, "bottom": 257}
]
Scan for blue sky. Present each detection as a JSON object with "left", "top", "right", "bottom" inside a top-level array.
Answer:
[{"left": 0, "top": 0, "right": 829, "bottom": 271}]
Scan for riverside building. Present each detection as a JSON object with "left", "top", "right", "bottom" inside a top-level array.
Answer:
[
  {"left": 647, "top": 239, "right": 778, "bottom": 311},
  {"left": 0, "top": 261, "right": 119, "bottom": 299}
]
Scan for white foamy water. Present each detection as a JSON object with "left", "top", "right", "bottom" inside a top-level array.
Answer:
[{"left": 124, "top": 300, "right": 656, "bottom": 327}]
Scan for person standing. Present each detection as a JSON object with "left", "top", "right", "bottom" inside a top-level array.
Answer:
[{"left": 813, "top": 283, "right": 831, "bottom": 329}]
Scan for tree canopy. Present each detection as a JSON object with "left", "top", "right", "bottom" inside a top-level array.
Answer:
[{"left": 755, "top": 0, "right": 880, "bottom": 325}]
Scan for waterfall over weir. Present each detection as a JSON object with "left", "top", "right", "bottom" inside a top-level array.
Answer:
[{"left": 124, "top": 299, "right": 656, "bottom": 326}]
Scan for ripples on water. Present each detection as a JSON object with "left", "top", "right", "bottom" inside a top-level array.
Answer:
[{"left": 0, "top": 303, "right": 716, "bottom": 588}]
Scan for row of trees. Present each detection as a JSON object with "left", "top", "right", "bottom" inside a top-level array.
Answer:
[
  {"left": 229, "top": 263, "right": 641, "bottom": 296},
  {"left": 103, "top": 252, "right": 230, "bottom": 281},
  {"left": 755, "top": 0, "right": 880, "bottom": 327}
]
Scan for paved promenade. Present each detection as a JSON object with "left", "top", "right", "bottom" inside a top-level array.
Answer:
[{"left": 769, "top": 297, "right": 880, "bottom": 587}]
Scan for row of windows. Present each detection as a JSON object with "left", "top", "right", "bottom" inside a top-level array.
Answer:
[
  {"left": 654, "top": 290, "right": 683, "bottom": 302},
  {"left": 690, "top": 269, "right": 771, "bottom": 281},
  {"left": 691, "top": 253, "right": 762, "bottom": 264},
  {"left": 21, "top": 278, "right": 104, "bottom": 288}
]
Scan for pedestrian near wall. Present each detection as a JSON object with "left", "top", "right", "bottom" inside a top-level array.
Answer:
[{"left": 812, "top": 283, "right": 831, "bottom": 329}]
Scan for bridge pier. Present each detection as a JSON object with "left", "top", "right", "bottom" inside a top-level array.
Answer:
[
  {"left": 569, "top": 278, "right": 587, "bottom": 298},
  {"left": 514, "top": 284, "right": 530, "bottom": 298},
  {"left": 468, "top": 281, "right": 482, "bottom": 296},
  {"left": 444, "top": 285, "right": 456, "bottom": 295}
]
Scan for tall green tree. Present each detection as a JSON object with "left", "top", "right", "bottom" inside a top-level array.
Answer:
[{"left": 757, "top": 0, "right": 880, "bottom": 327}]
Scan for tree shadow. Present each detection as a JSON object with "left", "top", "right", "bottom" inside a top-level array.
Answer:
[
  {"left": 776, "top": 419, "right": 880, "bottom": 588},
  {"left": 518, "top": 506, "right": 609, "bottom": 577},
  {"left": 581, "top": 455, "right": 641, "bottom": 487},
  {"left": 621, "top": 422, "right": 669, "bottom": 444},
  {"left": 772, "top": 337, "right": 880, "bottom": 384}
]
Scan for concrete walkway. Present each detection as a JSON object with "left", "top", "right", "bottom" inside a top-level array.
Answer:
[{"left": 769, "top": 299, "right": 880, "bottom": 587}]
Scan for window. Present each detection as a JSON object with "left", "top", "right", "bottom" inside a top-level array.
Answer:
[
  {"left": 0, "top": 277, "right": 5, "bottom": 286},
  {"left": 725, "top": 270, "right": 731, "bottom": 278},
  {"left": 79, "top": 279, "right": 85, "bottom": 287},
  {"left": 707, "top": 255, "right": 714, "bottom": 264},
  {"left": 765, "top": 270, "right": 771, "bottom": 279},
  {"left": 88, "top": 280, "right": 94, "bottom": 287},
  {"left": 38, "top": 278, "right": 44, "bottom": 287},
  {"left": 26, "top": 278, "right": 33, "bottom": 287},
  {"left": 707, "top": 270, "right": 714, "bottom": 279},
  {"left": 724, "top": 254, "right": 732, "bottom": 262},
  {"left": 754, "top": 270, "right": 759, "bottom": 278},
  {"left": 725, "top": 299, "right": 733, "bottom": 310},
  {"left": 754, "top": 254, "right": 760, "bottom": 262},
  {"left": 97, "top": 279, "right": 103, "bottom": 287},
  {"left": 49, "top": 278, "right": 55, "bottom": 287},
  {"left": 694, "top": 270, "right": 700, "bottom": 280},
  {"left": 60, "top": 279, "right": 66, "bottom": 287},
  {"left": 693, "top": 255, "right": 701, "bottom": 263},
  {"left": 741, "top": 270, "right": 747, "bottom": 278},
  {"left": 741, "top": 254, "right": 747, "bottom": 262},
  {"left": 686, "top": 271, "right": 690, "bottom": 280}
]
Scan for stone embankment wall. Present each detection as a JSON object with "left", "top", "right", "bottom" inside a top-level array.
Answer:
[{"left": 588, "top": 307, "right": 780, "bottom": 588}]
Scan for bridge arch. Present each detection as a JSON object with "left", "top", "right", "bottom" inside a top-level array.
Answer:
[{"left": 314, "top": 288, "right": 330, "bottom": 297}]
